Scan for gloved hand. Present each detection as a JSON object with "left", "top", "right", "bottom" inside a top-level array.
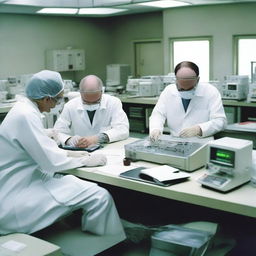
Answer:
[
  {"left": 76, "top": 135, "right": 99, "bottom": 148},
  {"left": 81, "top": 154, "right": 107, "bottom": 167},
  {"left": 66, "top": 135, "right": 81, "bottom": 147},
  {"left": 149, "top": 129, "right": 162, "bottom": 142},
  {"left": 66, "top": 150, "right": 89, "bottom": 158},
  {"left": 44, "top": 128, "right": 60, "bottom": 145},
  {"left": 179, "top": 125, "right": 202, "bottom": 137}
]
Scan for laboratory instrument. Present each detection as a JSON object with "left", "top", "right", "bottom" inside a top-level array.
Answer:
[
  {"left": 198, "top": 137, "right": 252, "bottom": 192},
  {"left": 106, "top": 64, "right": 131, "bottom": 93},
  {"left": 251, "top": 61, "right": 256, "bottom": 83},
  {"left": 124, "top": 136, "right": 208, "bottom": 172},
  {"left": 247, "top": 83, "right": 256, "bottom": 102},
  {"left": 221, "top": 75, "right": 249, "bottom": 100},
  {"left": 126, "top": 76, "right": 162, "bottom": 97}
]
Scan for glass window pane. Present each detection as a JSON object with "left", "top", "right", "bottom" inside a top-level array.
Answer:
[
  {"left": 171, "top": 40, "right": 210, "bottom": 82},
  {"left": 238, "top": 38, "right": 256, "bottom": 79}
]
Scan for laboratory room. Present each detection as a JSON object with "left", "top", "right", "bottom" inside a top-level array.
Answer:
[{"left": 1, "top": 0, "right": 256, "bottom": 256}]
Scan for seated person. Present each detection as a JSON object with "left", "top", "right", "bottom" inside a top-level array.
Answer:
[
  {"left": 149, "top": 61, "right": 227, "bottom": 141},
  {"left": 0, "top": 70, "right": 125, "bottom": 238},
  {"left": 54, "top": 74, "right": 129, "bottom": 148}
]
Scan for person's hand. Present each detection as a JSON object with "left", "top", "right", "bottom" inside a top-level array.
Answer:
[
  {"left": 179, "top": 125, "right": 202, "bottom": 137},
  {"left": 76, "top": 135, "right": 99, "bottom": 148},
  {"left": 81, "top": 153, "right": 107, "bottom": 167},
  {"left": 66, "top": 150, "right": 89, "bottom": 158},
  {"left": 44, "top": 128, "right": 60, "bottom": 145},
  {"left": 66, "top": 135, "right": 81, "bottom": 147},
  {"left": 149, "top": 129, "right": 161, "bottom": 142}
]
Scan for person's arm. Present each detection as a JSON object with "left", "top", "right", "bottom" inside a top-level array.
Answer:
[
  {"left": 17, "top": 111, "right": 85, "bottom": 173},
  {"left": 102, "top": 98, "right": 129, "bottom": 143},
  {"left": 149, "top": 90, "right": 168, "bottom": 135},
  {"left": 54, "top": 104, "right": 73, "bottom": 145},
  {"left": 98, "top": 133, "right": 110, "bottom": 144},
  {"left": 198, "top": 88, "right": 227, "bottom": 137}
]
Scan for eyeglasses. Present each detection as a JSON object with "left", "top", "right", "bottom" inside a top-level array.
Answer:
[
  {"left": 175, "top": 76, "right": 198, "bottom": 81},
  {"left": 80, "top": 89, "right": 103, "bottom": 94},
  {"left": 51, "top": 96, "right": 63, "bottom": 104}
]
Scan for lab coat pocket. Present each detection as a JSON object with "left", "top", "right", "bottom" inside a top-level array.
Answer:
[{"left": 44, "top": 175, "right": 96, "bottom": 205}]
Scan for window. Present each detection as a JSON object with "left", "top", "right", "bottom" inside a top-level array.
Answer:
[
  {"left": 234, "top": 35, "right": 256, "bottom": 80},
  {"left": 169, "top": 37, "right": 211, "bottom": 82}
]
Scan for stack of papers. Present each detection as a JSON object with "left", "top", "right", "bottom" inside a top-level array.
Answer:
[{"left": 140, "top": 165, "right": 190, "bottom": 183}]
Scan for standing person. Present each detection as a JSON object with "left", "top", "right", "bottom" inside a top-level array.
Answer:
[
  {"left": 149, "top": 61, "right": 227, "bottom": 141},
  {"left": 0, "top": 70, "right": 125, "bottom": 239},
  {"left": 54, "top": 74, "right": 129, "bottom": 148}
]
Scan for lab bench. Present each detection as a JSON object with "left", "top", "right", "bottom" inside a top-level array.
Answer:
[
  {"left": 62, "top": 138, "right": 256, "bottom": 255},
  {"left": 62, "top": 137, "right": 256, "bottom": 219},
  {"left": 118, "top": 95, "right": 256, "bottom": 134}
]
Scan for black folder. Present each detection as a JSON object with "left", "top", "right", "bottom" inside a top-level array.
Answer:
[{"left": 120, "top": 167, "right": 189, "bottom": 187}]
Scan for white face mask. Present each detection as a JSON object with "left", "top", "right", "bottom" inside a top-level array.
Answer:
[
  {"left": 83, "top": 103, "right": 100, "bottom": 111},
  {"left": 179, "top": 89, "right": 196, "bottom": 100}
]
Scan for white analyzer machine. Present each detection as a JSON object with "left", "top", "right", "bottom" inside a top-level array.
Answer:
[
  {"left": 198, "top": 137, "right": 253, "bottom": 192},
  {"left": 220, "top": 75, "right": 249, "bottom": 100}
]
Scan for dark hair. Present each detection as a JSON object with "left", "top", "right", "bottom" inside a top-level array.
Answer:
[{"left": 174, "top": 61, "right": 199, "bottom": 76}]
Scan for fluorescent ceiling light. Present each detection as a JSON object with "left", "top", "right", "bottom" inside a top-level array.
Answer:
[
  {"left": 138, "top": 0, "right": 190, "bottom": 8},
  {"left": 37, "top": 8, "right": 78, "bottom": 14},
  {"left": 79, "top": 8, "right": 127, "bottom": 15}
]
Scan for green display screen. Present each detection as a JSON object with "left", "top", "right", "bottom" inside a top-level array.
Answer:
[{"left": 210, "top": 147, "right": 235, "bottom": 167}]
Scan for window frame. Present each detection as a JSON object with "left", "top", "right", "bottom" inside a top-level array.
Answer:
[
  {"left": 233, "top": 34, "right": 256, "bottom": 79},
  {"left": 169, "top": 36, "right": 213, "bottom": 81}
]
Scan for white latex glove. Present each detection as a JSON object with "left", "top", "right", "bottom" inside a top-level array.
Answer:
[
  {"left": 81, "top": 153, "right": 107, "bottom": 167},
  {"left": 66, "top": 135, "right": 81, "bottom": 147},
  {"left": 149, "top": 129, "right": 162, "bottom": 142},
  {"left": 179, "top": 125, "right": 202, "bottom": 137},
  {"left": 44, "top": 128, "right": 60, "bottom": 145},
  {"left": 66, "top": 150, "right": 89, "bottom": 158}
]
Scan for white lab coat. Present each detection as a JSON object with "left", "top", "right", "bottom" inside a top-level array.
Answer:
[
  {"left": 54, "top": 94, "right": 129, "bottom": 144},
  {"left": 0, "top": 98, "right": 124, "bottom": 237},
  {"left": 149, "top": 82, "right": 227, "bottom": 137}
]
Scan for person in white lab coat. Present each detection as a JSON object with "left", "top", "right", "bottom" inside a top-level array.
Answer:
[
  {"left": 54, "top": 75, "right": 129, "bottom": 148},
  {"left": 0, "top": 70, "right": 125, "bottom": 239},
  {"left": 149, "top": 61, "right": 227, "bottom": 141}
]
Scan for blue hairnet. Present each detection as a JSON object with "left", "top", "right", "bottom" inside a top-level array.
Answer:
[{"left": 25, "top": 70, "right": 64, "bottom": 99}]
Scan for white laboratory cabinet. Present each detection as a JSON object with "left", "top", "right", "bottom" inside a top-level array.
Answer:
[{"left": 46, "top": 49, "right": 85, "bottom": 72}]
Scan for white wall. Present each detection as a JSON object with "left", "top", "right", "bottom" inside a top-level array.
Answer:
[
  {"left": 2, "top": 3, "right": 256, "bottom": 84},
  {"left": 163, "top": 3, "right": 256, "bottom": 82},
  {"left": 0, "top": 14, "right": 112, "bottom": 82}
]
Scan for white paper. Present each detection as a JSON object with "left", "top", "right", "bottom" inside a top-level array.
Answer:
[
  {"left": 1, "top": 240, "right": 27, "bottom": 252},
  {"left": 140, "top": 165, "right": 190, "bottom": 182}
]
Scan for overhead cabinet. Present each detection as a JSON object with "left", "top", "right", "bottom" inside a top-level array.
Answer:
[{"left": 46, "top": 49, "right": 85, "bottom": 72}]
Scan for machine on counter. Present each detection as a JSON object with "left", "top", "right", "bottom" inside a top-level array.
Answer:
[
  {"left": 220, "top": 75, "right": 249, "bottom": 100},
  {"left": 106, "top": 64, "right": 131, "bottom": 93},
  {"left": 126, "top": 76, "right": 163, "bottom": 97},
  {"left": 124, "top": 135, "right": 209, "bottom": 172},
  {"left": 198, "top": 137, "right": 253, "bottom": 192}
]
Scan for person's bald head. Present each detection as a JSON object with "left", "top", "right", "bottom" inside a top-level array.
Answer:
[{"left": 79, "top": 75, "right": 103, "bottom": 104}]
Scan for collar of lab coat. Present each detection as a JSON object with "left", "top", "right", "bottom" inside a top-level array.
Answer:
[
  {"left": 77, "top": 94, "right": 107, "bottom": 111},
  {"left": 22, "top": 97, "right": 45, "bottom": 119}
]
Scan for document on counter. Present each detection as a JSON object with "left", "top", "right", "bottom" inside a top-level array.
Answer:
[{"left": 120, "top": 165, "right": 190, "bottom": 186}]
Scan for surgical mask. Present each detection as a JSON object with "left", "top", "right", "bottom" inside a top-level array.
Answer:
[
  {"left": 83, "top": 103, "right": 100, "bottom": 111},
  {"left": 179, "top": 89, "right": 196, "bottom": 100}
]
